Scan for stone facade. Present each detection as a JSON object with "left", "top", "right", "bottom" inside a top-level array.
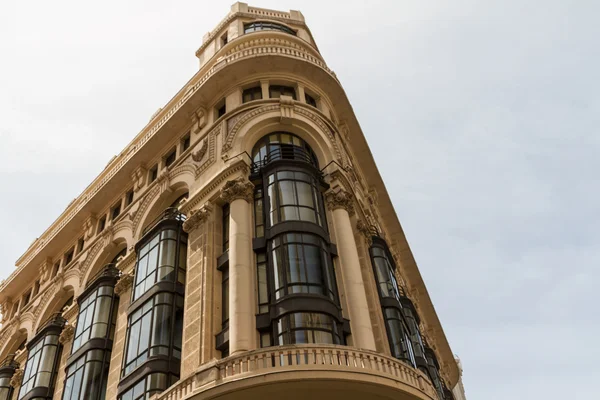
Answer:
[{"left": 0, "top": 3, "right": 461, "bottom": 400}]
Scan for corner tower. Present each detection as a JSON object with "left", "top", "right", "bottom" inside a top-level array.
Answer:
[{"left": 0, "top": 3, "right": 461, "bottom": 400}]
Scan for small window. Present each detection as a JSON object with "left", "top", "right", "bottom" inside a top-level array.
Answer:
[
  {"left": 64, "top": 248, "right": 74, "bottom": 265},
  {"left": 222, "top": 204, "right": 230, "bottom": 252},
  {"left": 98, "top": 215, "right": 107, "bottom": 233},
  {"left": 244, "top": 21, "right": 296, "bottom": 36},
  {"left": 77, "top": 237, "right": 85, "bottom": 253},
  {"left": 269, "top": 85, "right": 296, "bottom": 100},
  {"left": 181, "top": 134, "right": 191, "bottom": 152},
  {"left": 221, "top": 32, "right": 228, "bottom": 47},
  {"left": 243, "top": 86, "right": 263, "bottom": 103},
  {"left": 164, "top": 148, "right": 176, "bottom": 168},
  {"left": 22, "top": 290, "right": 32, "bottom": 307},
  {"left": 305, "top": 93, "right": 317, "bottom": 108},
  {"left": 111, "top": 202, "right": 122, "bottom": 221},
  {"left": 126, "top": 189, "right": 135, "bottom": 206},
  {"left": 216, "top": 100, "right": 226, "bottom": 118},
  {"left": 32, "top": 281, "right": 40, "bottom": 297},
  {"left": 52, "top": 262, "right": 60, "bottom": 278},
  {"left": 149, "top": 165, "right": 158, "bottom": 183}
]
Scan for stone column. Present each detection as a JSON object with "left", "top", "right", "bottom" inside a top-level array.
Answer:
[
  {"left": 326, "top": 189, "right": 376, "bottom": 351},
  {"left": 220, "top": 177, "right": 255, "bottom": 355},
  {"left": 181, "top": 205, "right": 212, "bottom": 376},
  {"left": 260, "top": 80, "right": 269, "bottom": 100}
]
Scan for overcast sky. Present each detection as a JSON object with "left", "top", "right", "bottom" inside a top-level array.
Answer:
[{"left": 1, "top": 0, "right": 598, "bottom": 398}]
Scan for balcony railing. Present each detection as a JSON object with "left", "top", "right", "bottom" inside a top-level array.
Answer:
[
  {"left": 85, "top": 263, "right": 121, "bottom": 289},
  {"left": 152, "top": 345, "right": 437, "bottom": 400},
  {"left": 251, "top": 146, "right": 319, "bottom": 175}
]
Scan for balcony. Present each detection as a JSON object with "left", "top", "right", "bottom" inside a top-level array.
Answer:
[
  {"left": 251, "top": 145, "right": 320, "bottom": 175},
  {"left": 153, "top": 345, "right": 437, "bottom": 400}
]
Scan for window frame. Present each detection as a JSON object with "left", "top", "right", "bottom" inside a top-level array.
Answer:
[{"left": 244, "top": 21, "right": 296, "bottom": 36}]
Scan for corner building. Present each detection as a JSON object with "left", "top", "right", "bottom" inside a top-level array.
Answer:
[{"left": 0, "top": 3, "right": 462, "bottom": 400}]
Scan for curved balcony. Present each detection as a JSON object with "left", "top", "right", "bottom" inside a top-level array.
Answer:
[{"left": 153, "top": 345, "right": 437, "bottom": 400}]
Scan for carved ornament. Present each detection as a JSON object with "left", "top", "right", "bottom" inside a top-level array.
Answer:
[
  {"left": 131, "top": 165, "right": 147, "bottom": 192},
  {"left": 192, "top": 139, "right": 208, "bottom": 163},
  {"left": 114, "top": 272, "right": 134, "bottom": 296},
  {"left": 192, "top": 107, "right": 207, "bottom": 134},
  {"left": 220, "top": 177, "right": 254, "bottom": 203},
  {"left": 59, "top": 324, "right": 75, "bottom": 344},
  {"left": 356, "top": 220, "right": 374, "bottom": 246},
  {"left": 325, "top": 189, "right": 355, "bottom": 216},
  {"left": 10, "top": 368, "right": 23, "bottom": 388},
  {"left": 183, "top": 205, "right": 212, "bottom": 233}
]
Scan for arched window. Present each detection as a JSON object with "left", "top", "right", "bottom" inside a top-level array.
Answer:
[
  {"left": 251, "top": 132, "right": 319, "bottom": 173},
  {"left": 250, "top": 133, "right": 348, "bottom": 349},
  {"left": 244, "top": 21, "right": 296, "bottom": 36}
]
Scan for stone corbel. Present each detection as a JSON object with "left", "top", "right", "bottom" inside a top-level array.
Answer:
[
  {"left": 39, "top": 257, "right": 53, "bottom": 284},
  {"left": 338, "top": 121, "right": 350, "bottom": 141},
  {"left": 114, "top": 272, "right": 134, "bottom": 296},
  {"left": 192, "top": 107, "right": 207, "bottom": 134},
  {"left": 183, "top": 204, "right": 212, "bottom": 233},
  {"left": 192, "top": 138, "right": 208, "bottom": 163},
  {"left": 356, "top": 220, "right": 374, "bottom": 246},
  {"left": 0, "top": 299, "right": 12, "bottom": 323},
  {"left": 58, "top": 323, "right": 76, "bottom": 344},
  {"left": 101, "top": 225, "right": 115, "bottom": 250},
  {"left": 279, "top": 95, "right": 295, "bottom": 124},
  {"left": 82, "top": 215, "right": 97, "bottom": 241},
  {"left": 10, "top": 368, "right": 23, "bottom": 388},
  {"left": 325, "top": 189, "right": 355, "bottom": 216},
  {"left": 131, "top": 165, "right": 147, "bottom": 192},
  {"left": 220, "top": 177, "right": 254, "bottom": 203}
]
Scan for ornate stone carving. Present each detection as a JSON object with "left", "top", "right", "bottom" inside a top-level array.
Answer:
[
  {"left": 39, "top": 257, "right": 52, "bottom": 284},
  {"left": 114, "top": 272, "right": 134, "bottom": 296},
  {"left": 156, "top": 170, "right": 172, "bottom": 195},
  {"left": 356, "top": 220, "right": 374, "bottom": 246},
  {"left": 192, "top": 139, "right": 208, "bottom": 162},
  {"left": 280, "top": 95, "right": 295, "bottom": 124},
  {"left": 191, "top": 107, "right": 207, "bottom": 134},
  {"left": 10, "top": 368, "right": 23, "bottom": 388},
  {"left": 59, "top": 324, "right": 75, "bottom": 344},
  {"left": 183, "top": 205, "right": 212, "bottom": 233},
  {"left": 325, "top": 189, "right": 355, "bottom": 215},
  {"left": 131, "top": 165, "right": 148, "bottom": 192},
  {"left": 82, "top": 215, "right": 97, "bottom": 241},
  {"left": 220, "top": 177, "right": 254, "bottom": 203}
]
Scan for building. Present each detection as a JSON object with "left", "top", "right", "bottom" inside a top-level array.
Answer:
[{"left": 0, "top": 3, "right": 461, "bottom": 400}]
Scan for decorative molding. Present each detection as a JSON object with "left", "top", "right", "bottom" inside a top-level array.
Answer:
[
  {"left": 62, "top": 303, "right": 79, "bottom": 323},
  {"left": 39, "top": 257, "right": 53, "bottom": 284},
  {"left": 220, "top": 177, "right": 254, "bottom": 204},
  {"left": 58, "top": 324, "right": 75, "bottom": 344},
  {"left": 82, "top": 215, "right": 97, "bottom": 241},
  {"left": 156, "top": 170, "right": 172, "bottom": 196},
  {"left": 10, "top": 368, "right": 23, "bottom": 388},
  {"left": 78, "top": 240, "right": 105, "bottom": 285},
  {"left": 223, "top": 104, "right": 279, "bottom": 153},
  {"left": 280, "top": 96, "right": 295, "bottom": 123},
  {"left": 131, "top": 165, "right": 147, "bottom": 192},
  {"left": 179, "top": 161, "right": 249, "bottom": 215},
  {"left": 192, "top": 139, "right": 208, "bottom": 163},
  {"left": 114, "top": 272, "right": 134, "bottom": 296},
  {"left": 116, "top": 251, "right": 136, "bottom": 273},
  {"left": 131, "top": 186, "right": 160, "bottom": 236},
  {"left": 325, "top": 189, "right": 355, "bottom": 216},
  {"left": 356, "top": 220, "right": 374, "bottom": 246},
  {"left": 191, "top": 107, "right": 207, "bottom": 134},
  {"left": 183, "top": 205, "right": 212, "bottom": 233},
  {"left": 32, "top": 281, "right": 59, "bottom": 323}
]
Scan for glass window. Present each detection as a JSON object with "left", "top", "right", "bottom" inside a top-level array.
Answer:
[
  {"left": 72, "top": 285, "right": 118, "bottom": 352},
  {"left": 19, "top": 332, "right": 62, "bottom": 399},
  {"left": 221, "top": 268, "right": 229, "bottom": 329},
  {"left": 62, "top": 350, "right": 108, "bottom": 400},
  {"left": 275, "top": 312, "right": 342, "bottom": 345},
  {"left": 256, "top": 253, "right": 269, "bottom": 314},
  {"left": 244, "top": 22, "right": 296, "bottom": 36},
  {"left": 118, "top": 373, "right": 175, "bottom": 400},
  {"left": 269, "top": 233, "right": 337, "bottom": 301},
  {"left": 269, "top": 85, "right": 296, "bottom": 100},
  {"left": 251, "top": 132, "right": 319, "bottom": 172},
  {"left": 133, "top": 228, "right": 188, "bottom": 301},
  {"left": 222, "top": 204, "right": 230, "bottom": 253},
  {"left": 266, "top": 170, "right": 325, "bottom": 228},
  {"left": 254, "top": 188, "right": 265, "bottom": 237},
  {"left": 122, "top": 294, "right": 184, "bottom": 376},
  {"left": 242, "top": 86, "right": 262, "bottom": 103},
  {"left": 384, "top": 308, "right": 415, "bottom": 366},
  {"left": 370, "top": 245, "right": 401, "bottom": 301},
  {"left": 305, "top": 93, "right": 317, "bottom": 108}
]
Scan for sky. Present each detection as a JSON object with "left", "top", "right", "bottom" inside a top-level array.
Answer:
[{"left": 1, "top": 0, "right": 598, "bottom": 398}]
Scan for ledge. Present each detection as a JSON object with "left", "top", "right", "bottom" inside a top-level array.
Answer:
[{"left": 152, "top": 345, "right": 437, "bottom": 400}]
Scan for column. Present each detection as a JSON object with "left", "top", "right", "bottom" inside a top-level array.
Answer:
[
  {"left": 220, "top": 177, "right": 255, "bottom": 355},
  {"left": 326, "top": 189, "right": 377, "bottom": 351}
]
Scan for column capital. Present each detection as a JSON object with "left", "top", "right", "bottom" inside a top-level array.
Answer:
[
  {"left": 325, "top": 189, "right": 355, "bottom": 216},
  {"left": 220, "top": 177, "right": 254, "bottom": 203},
  {"left": 183, "top": 204, "right": 212, "bottom": 233},
  {"left": 114, "top": 272, "right": 135, "bottom": 296}
]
